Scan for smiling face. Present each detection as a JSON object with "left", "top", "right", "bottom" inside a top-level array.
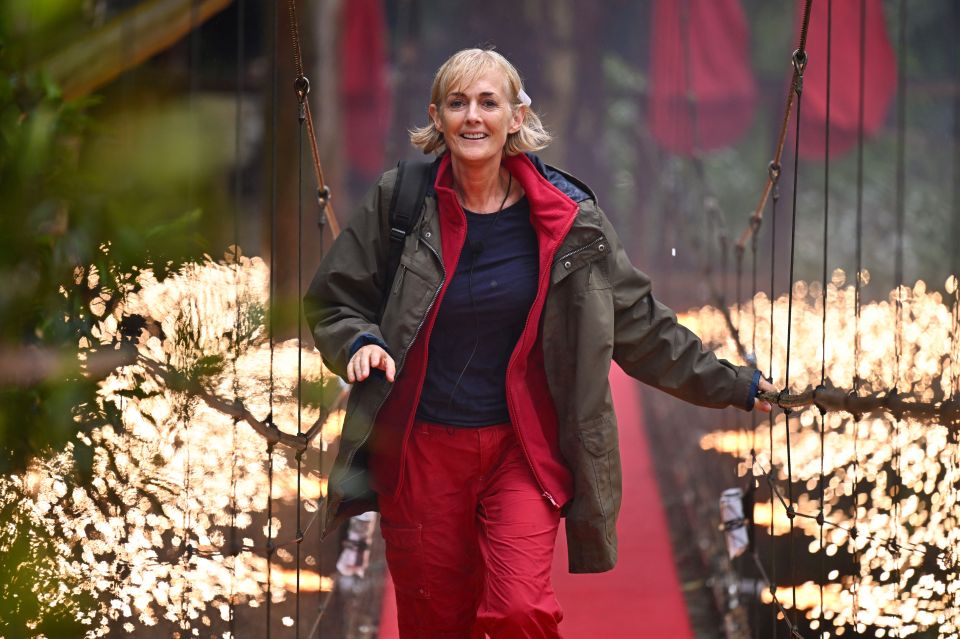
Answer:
[{"left": 428, "top": 68, "right": 524, "bottom": 168}]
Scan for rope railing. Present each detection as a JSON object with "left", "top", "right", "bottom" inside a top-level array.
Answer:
[
  {"left": 755, "top": 386, "right": 960, "bottom": 424},
  {"left": 138, "top": 355, "right": 350, "bottom": 451},
  {"left": 680, "top": 1, "right": 959, "bottom": 636},
  {"left": 287, "top": 0, "right": 340, "bottom": 238},
  {"left": 751, "top": 458, "right": 953, "bottom": 567},
  {"left": 733, "top": 0, "right": 814, "bottom": 257}
]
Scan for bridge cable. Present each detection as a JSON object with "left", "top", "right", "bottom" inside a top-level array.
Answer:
[
  {"left": 265, "top": 0, "right": 280, "bottom": 635},
  {"left": 783, "top": 31, "right": 807, "bottom": 628},
  {"left": 229, "top": 0, "right": 246, "bottom": 633},
  {"left": 768, "top": 157, "right": 780, "bottom": 638},
  {"left": 892, "top": 1, "right": 908, "bottom": 633},
  {"left": 295, "top": 22, "right": 306, "bottom": 634},
  {"left": 852, "top": 0, "right": 867, "bottom": 632},
  {"left": 816, "top": 3, "right": 833, "bottom": 637},
  {"left": 180, "top": 0, "right": 201, "bottom": 631}
]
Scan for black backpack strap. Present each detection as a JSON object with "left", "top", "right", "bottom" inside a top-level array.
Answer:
[{"left": 381, "top": 158, "right": 435, "bottom": 310}]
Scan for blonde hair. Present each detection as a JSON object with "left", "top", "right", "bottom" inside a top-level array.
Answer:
[{"left": 409, "top": 48, "right": 552, "bottom": 156}]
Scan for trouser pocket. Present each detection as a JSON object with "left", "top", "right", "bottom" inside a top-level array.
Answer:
[{"left": 381, "top": 521, "right": 430, "bottom": 600}]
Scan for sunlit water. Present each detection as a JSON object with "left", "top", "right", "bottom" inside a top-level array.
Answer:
[
  {"left": 3, "top": 258, "right": 958, "bottom": 637},
  {"left": 2, "top": 254, "right": 340, "bottom": 636},
  {"left": 691, "top": 271, "right": 960, "bottom": 638}
]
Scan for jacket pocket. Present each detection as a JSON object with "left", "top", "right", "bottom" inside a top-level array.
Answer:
[
  {"left": 380, "top": 521, "right": 430, "bottom": 599},
  {"left": 551, "top": 235, "right": 609, "bottom": 286},
  {"left": 380, "top": 254, "right": 440, "bottom": 362},
  {"left": 575, "top": 416, "right": 620, "bottom": 525}
]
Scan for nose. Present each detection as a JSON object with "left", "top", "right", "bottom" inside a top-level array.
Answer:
[{"left": 465, "top": 100, "right": 481, "bottom": 122}]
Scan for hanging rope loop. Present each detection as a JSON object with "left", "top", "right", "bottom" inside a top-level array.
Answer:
[
  {"left": 294, "top": 75, "right": 310, "bottom": 122},
  {"left": 317, "top": 184, "right": 330, "bottom": 209},
  {"left": 791, "top": 49, "right": 808, "bottom": 95},
  {"left": 317, "top": 185, "right": 331, "bottom": 229},
  {"left": 778, "top": 389, "right": 793, "bottom": 415},
  {"left": 848, "top": 389, "right": 863, "bottom": 422},
  {"left": 768, "top": 161, "right": 782, "bottom": 184},
  {"left": 944, "top": 398, "right": 960, "bottom": 442},
  {"left": 885, "top": 388, "right": 904, "bottom": 421},
  {"left": 293, "top": 74, "right": 310, "bottom": 101},
  {"left": 814, "top": 384, "right": 828, "bottom": 416},
  {"left": 285, "top": 0, "right": 341, "bottom": 237}
]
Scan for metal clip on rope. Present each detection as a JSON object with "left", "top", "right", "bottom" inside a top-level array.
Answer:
[
  {"left": 294, "top": 75, "right": 310, "bottom": 122},
  {"left": 768, "top": 161, "right": 782, "bottom": 200},
  {"left": 813, "top": 384, "right": 828, "bottom": 416},
  {"left": 792, "top": 49, "right": 808, "bottom": 95},
  {"left": 768, "top": 161, "right": 782, "bottom": 184},
  {"left": 317, "top": 185, "right": 331, "bottom": 227}
]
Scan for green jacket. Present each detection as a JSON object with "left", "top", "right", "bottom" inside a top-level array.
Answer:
[{"left": 305, "top": 153, "right": 757, "bottom": 573}]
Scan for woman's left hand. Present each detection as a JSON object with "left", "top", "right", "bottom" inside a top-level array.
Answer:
[{"left": 754, "top": 377, "right": 777, "bottom": 413}]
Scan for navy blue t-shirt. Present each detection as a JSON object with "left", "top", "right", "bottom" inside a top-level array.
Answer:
[{"left": 416, "top": 197, "right": 538, "bottom": 427}]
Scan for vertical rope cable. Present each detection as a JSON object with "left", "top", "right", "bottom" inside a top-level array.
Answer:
[
  {"left": 229, "top": 0, "right": 245, "bottom": 634},
  {"left": 749, "top": 217, "right": 760, "bottom": 639},
  {"left": 952, "top": 0, "right": 960, "bottom": 427},
  {"left": 782, "top": 40, "right": 808, "bottom": 626},
  {"left": 950, "top": 17, "right": 960, "bottom": 617},
  {"left": 892, "top": 2, "right": 908, "bottom": 632},
  {"left": 953, "top": 0, "right": 960, "bottom": 402},
  {"left": 266, "top": 1, "right": 280, "bottom": 635},
  {"left": 307, "top": 0, "right": 331, "bottom": 628},
  {"left": 181, "top": 1, "right": 201, "bottom": 631},
  {"left": 817, "top": 3, "right": 833, "bottom": 636},
  {"left": 768, "top": 161, "right": 779, "bottom": 639},
  {"left": 852, "top": 1, "right": 867, "bottom": 631},
  {"left": 295, "top": 41, "right": 305, "bottom": 637}
]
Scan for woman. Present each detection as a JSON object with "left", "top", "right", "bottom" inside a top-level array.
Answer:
[{"left": 305, "top": 48, "right": 775, "bottom": 639}]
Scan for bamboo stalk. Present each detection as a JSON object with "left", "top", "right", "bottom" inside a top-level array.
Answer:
[{"left": 36, "top": 0, "right": 234, "bottom": 101}]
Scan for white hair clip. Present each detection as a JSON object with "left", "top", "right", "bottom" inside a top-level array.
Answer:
[{"left": 518, "top": 88, "right": 532, "bottom": 107}]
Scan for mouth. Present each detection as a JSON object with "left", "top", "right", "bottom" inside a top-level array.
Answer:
[{"left": 460, "top": 132, "right": 488, "bottom": 140}]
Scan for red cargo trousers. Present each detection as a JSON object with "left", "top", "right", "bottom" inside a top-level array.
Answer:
[{"left": 378, "top": 421, "right": 563, "bottom": 639}]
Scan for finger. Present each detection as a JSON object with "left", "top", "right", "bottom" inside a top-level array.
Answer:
[
  {"left": 385, "top": 355, "right": 396, "bottom": 383},
  {"left": 346, "top": 356, "right": 356, "bottom": 383},
  {"left": 370, "top": 350, "right": 382, "bottom": 369},
  {"left": 756, "top": 400, "right": 772, "bottom": 413},
  {"left": 357, "top": 351, "right": 370, "bottom": 382}
]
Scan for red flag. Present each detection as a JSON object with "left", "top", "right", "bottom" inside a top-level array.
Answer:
[
  {"left": 339, "top": 0, "right": 391, "bottom": 175},
  {"left": 797, "top": 0, "right": 896, "bottom": 160},
  {"left": 649, "top": 0, "right": 758, "bottom": 156}
]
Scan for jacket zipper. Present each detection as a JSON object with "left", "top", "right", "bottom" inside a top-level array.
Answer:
[
  {"left": 505, "top": 259, "right": 562, "bottom": 510},
  {"left": 339, "top": 236, "right": 445, "bottom": 485},
  {"left": 525, "top": 234, "right": 606, "bottom": 508},
  {"left": 554, "top": 235, "right": 605, "bottom": 269}
]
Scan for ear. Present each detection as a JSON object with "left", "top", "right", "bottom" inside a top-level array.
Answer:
[
  {"left": 508, "top": 105, "right": 524, "bottom": 135},
  {"left": 428, "top": 104, "right": 442, "bottom": 132}
]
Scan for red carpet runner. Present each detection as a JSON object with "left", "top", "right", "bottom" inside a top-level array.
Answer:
[{"left": 378, "top": 364, "right": 694, "bottom": 638}]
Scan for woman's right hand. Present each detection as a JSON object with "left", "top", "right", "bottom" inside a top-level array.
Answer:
[{"left": 347, "top": 345, "right": 396, "bottom": 383}]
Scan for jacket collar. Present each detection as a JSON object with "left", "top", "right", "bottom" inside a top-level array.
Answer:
[
  {"left": 433, "top": 152, "right": 582, "bottom": 242},
  {"left": 427, "top": 152, "right": 594, "bottom": 203}
]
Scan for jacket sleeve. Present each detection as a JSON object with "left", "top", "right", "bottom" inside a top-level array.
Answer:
[
  {"left": 602, "top": 211, "right": 758, "bottom": 411},
  {"left": 303, "top": 170, "right": 397, "bottom": 379}
]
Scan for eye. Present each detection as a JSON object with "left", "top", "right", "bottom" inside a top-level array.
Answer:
[
  {"left": 482, "top": 99, "right": 498, "bottom": 109},
  {"left": 447, "top": 98, "right": 465, "bottom": 109}
]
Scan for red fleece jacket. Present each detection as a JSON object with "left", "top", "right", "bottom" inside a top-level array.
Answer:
[{"left": 370, "top": 153, "right": 580, "bottom": 509}]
